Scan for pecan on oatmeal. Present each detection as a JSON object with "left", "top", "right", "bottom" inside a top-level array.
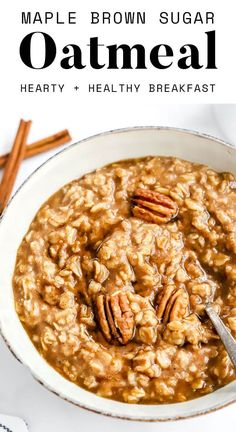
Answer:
[
  {"left": 96, "top": 292, "right": 135, "bottom": 344},
  {"left": 156, "top": 285, "right": 190, "bottom": 324},
  {"left": 131, "top": 189, "right": 178, "bottom": 224},
  {"left": 13, "top": 156, "right": 236, "bottom": 404}
]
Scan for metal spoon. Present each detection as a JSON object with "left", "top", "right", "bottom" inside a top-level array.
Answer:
[{"left": 205, "top": 303, "right": 236, "bottom": 369}]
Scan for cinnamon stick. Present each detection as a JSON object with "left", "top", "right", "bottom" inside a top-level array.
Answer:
[
  {"left": 0, "top": 129, "right": 71, "bottom": 169},
  {"left": 0, "top": 119, "right": 32, "bottom": 214}
]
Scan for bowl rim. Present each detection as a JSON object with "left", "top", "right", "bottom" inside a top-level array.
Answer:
[{"left": 1, "top": 125, "right": 236, "bottom": 422}]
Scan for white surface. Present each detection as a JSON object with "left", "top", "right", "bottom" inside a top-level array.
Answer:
[
  {"left": 0, "top": 414, "right": 28, "bottom": 432},
  {"left": 0, "top": 104, "right": 236, "bottom": 431},
  {"left": 213, "top": 105, "right": 236, "bottom": 144}
]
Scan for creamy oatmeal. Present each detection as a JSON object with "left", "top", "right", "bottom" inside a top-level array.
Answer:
[{"left": 13, "top": 156, "right": 236, "bottom": 404}]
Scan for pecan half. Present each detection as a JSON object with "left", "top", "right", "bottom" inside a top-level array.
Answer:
[
  {"left": 131, "top": 189, "right": 178, "bottom": 224},
  {"left": 95, "top": 292, "right": 135, "bottom": 344},
  {"left": 156, "top": 285, "right": 189, "bottom": 324}
]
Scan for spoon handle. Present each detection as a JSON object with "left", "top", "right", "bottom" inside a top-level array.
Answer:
[{"left": 206, "top": 303, "right": 236, "bottom": 370}]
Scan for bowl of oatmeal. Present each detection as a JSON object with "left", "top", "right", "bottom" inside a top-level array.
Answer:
[{"left": 1, "top": 126, "right": 236, "bottom": 421}]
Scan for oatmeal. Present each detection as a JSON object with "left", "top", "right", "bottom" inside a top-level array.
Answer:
[{"left": 13, "top": 156, "right": 236, "bottom": 403}]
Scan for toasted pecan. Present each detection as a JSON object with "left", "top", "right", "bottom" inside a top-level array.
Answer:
[
  {"left": 95, "top": 292, "right": 135, "bottom": 345},
  {"left": 131, "top": 189, "right": 178, "bottom": 224},
  {"left": 156, "top": 285, "right": 189, "bottom": 324}
]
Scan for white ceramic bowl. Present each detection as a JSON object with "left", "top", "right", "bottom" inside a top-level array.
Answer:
[{"left": 0, "top": 127, "right": 236, "bottom": 421}]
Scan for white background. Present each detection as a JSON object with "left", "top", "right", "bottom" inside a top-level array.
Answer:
[
  {"left": 1, "top": 0, "right": 236, "bottom": 431},
  {"left": 0, "top": 0, "right": 236, "bottom": 122}
]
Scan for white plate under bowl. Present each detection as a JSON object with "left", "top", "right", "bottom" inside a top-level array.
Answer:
[{"left": 0, "top": 127, "right": 236, "bottom": 421}]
